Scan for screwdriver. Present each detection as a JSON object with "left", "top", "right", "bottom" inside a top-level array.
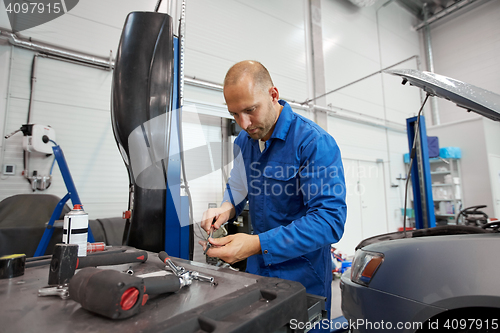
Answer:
[{"left": 204, "top": 217, "right": 216, "bottom": 255}]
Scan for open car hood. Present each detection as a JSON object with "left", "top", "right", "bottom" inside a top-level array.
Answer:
[{"left": 385, "top": 69, "right": 500, "bottom": 122}]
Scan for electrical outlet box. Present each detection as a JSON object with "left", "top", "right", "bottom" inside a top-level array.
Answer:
[
  {"left": 22, "top": 124, "right": 56, "bottom": 154},
  {"left": 3, "top": 164, "right": 15, "bottom": 175}
]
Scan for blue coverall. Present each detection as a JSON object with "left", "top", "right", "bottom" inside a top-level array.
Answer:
[{"left": 223, "top": 100, "right": 347, "bottom": 319}]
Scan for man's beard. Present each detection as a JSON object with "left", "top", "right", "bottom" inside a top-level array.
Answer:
[{"left": 246, "top": 101, "right": 276, "bottom": 140}]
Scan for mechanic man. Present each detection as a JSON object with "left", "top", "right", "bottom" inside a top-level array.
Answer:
[{"left": 200, "top": 60, "right": 347, "bottom": 319}]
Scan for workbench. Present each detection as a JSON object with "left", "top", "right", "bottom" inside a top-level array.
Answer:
[{"left": 0, "top": 250, "right": 323, "bottom": 332}]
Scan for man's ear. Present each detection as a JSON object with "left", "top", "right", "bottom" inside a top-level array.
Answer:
[{"left": 269, "top": 86, "right": 280, "bottom": 102}]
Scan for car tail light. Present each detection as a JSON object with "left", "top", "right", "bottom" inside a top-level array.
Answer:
[{"left": 351, "top": 250, "right": 384, "bottom": 286}]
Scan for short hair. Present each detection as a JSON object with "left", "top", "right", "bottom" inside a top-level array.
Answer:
[{"left": 224, "top": 60, "right": 274, "bottom": 92}]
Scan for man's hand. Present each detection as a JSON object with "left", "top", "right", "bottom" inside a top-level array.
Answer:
[
  {"left": 201, "top": 201, "right": 236, "bottom": 234},
  {"left": 198, "top": 233, "right": 261, "bottom": 264}
]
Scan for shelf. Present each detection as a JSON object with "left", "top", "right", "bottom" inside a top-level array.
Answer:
[
  {"left": 404, "top": 155, "right": 462, "bottom": 225},
  {"left": 429, "top": 158, "right": 460, "bottom": 163}
]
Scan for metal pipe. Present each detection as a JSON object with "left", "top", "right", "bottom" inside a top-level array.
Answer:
[
  {"left": 0, "top": 31, "right": 114, "bottom": 188},
  {"left": 423, "top": 3, "right": 440, "bottom": 125},
  {"left": 184, "top": 76, "right": 223, "bottom": 92},
  {"left": 42, "top": 53, "right": 113, "bottom": 71},
  {"left": 312, "top": 104, "right": 406, "bottom": 133},
  {"left": 170, "top": 0, "right": 179, "bottom": 25},
  {"left": 24, "top": 53, "right": 43, "bottom": 186},
  {"left": 165, "top": 0, "right": 171, "bottom": 15},
  {"left": 381, "top": 0, "right": 396, "bottom": 8},
  {"left": 0, "top": 44, "right": 15, "bottom": 181},
  {"left": 413, "top": 0, "right": 482, "bottom": 31},
  {"left": 183, "top": 78, "right": 312, "bottom": 111},
  {"left": 183, "top": 76, "right": 405, "bottom": 132},
  {"left": 0, "top": 30, "right": 114, "bottom": 70},
  {"left": 303, "top": 0, "right": 315, "bottom": 108},
  {"left": 423, "top": 4, "right": 435, "bottom": 74},
  {"left": 27, "top": 54, "right": 41, "bottom": 123},
  {"left": 286, "top": 101, "right": 310, "bottom": 111}
]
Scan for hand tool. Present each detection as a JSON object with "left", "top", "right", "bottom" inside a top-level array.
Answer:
[
  {"left": 38, "top": 284, "right": 70, "bottom": 300},
  {"left": 159, "top": 251, "right": 217, "bottom": 286},
  {"left": 191, "top": 271, "right": 215, "bottom": 285},
  {"left": 48, "top": 243, "right": 148, "bottom": 285},
  {"left": 124, "top": 266, "right": 134, "bottom": 275},
  {"left": 68, "top": 267, "right": 187, "bottom": 319},
  {"left": 0, "top": 254, "right": 26, "bottom": 279},
  {"left": 203, "top": 217, "right": 216, "bottom": 255}
]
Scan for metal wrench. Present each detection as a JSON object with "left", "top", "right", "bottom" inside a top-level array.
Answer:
[
  {"left": 158, "top": 251, "right": 217, "bottom": 286},
  {"left": 191, "top": 271, "right": 217, "bottom": 286},
  {"left": 38, "top": 284, "right": 70, "bottom": 299}
]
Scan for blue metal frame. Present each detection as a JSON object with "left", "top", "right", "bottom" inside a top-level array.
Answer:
[
  {"left": 164, "top": 36, "right": 190, "bottom": 259},
  {"left": 34, "top": 145, "right": 95, "bottom": 257},
  {"left": 406, "top": 116, "right": 436, "bottom": 229}
]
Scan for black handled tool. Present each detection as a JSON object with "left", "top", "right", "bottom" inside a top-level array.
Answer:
[
  {"left": 77, "top": 251, "right": 147, "bottom": 268},
  {"left": 69, "top": 267, "right": 183, "bottom": 319},
  {"left": 158, "top": 251, "right": 186, "bottom": 276},
  {"left": 48, "top": 243, "right": 148, "bottom": 285}
]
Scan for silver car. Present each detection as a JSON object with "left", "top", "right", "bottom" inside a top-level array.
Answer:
[{"left": 340, "top": 70, "right": 500, "bottom": 333}]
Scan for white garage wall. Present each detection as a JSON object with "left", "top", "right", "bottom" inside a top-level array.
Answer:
[
  {"left": 0, "top": 46, "right": 129, "bottom": 219},
  {"left": 424, "top": 1, "right": 500, "bottom": 219},
  {"left": 183, "top": 0, "right": 309, "bottom": 109},
  {"left": 182, "top": 0, "right": 425, "bottom": 257},
  {"left": 321, "top": 0, "right": 423, "bottom": 255},
  {"left": 429, "top": 0, "right": 500, "bottom": 124},
  {"left": 427, "top": 118, "right": 492, "bottom": 216},
  {"left": 0, "top": 42, "right": 11, "bottom": 143},
  {"left": 0, "top": 1, "right": 181, "bottom": 219},
  {"left": 0, "top": 1, "right": 433, "bottom": 256},
  {"left": 181, "top": 111, "right": 225, "bottom": 222},
  {"left": 0, "top": 0, "right": 164, "bottom": 58}
]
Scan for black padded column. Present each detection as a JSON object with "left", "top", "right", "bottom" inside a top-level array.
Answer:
[{"left": 111, "top": 12, "right": 174, "bottom": 252}]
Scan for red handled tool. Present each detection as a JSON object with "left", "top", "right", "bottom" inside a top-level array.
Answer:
[{"left": 68, "top": 267, "right": 185, "bottom": 319}]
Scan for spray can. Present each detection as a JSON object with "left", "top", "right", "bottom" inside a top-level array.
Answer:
[
  {"left": 63, "top": 204, "right": 88, "bottom": 257},
  {"left": 87, "top": 242, "right": 106, "bottom": 254}
]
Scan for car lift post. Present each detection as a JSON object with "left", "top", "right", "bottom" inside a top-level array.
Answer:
[
  {"left": 406, "top": 115, "right": 436, "bottom": 229},
  {"left": 164, "top": 36, "right": 190, "bottom": 260},
  {"left": 34, "top": 145, "right": 95, "bottom": 257}
]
